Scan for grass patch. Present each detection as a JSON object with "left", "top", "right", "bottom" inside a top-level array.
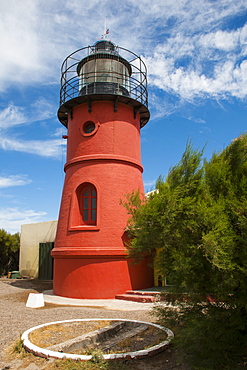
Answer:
[
  {"left": 10, "top": 338, "right": 27, "bottom": 357},
  {"left": 47, "top": 357, "right": 128, "bottom": 370}
]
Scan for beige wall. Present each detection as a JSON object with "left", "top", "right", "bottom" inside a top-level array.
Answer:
[{"left": 19, "top": 220, "right": 57, "bottom": 278}]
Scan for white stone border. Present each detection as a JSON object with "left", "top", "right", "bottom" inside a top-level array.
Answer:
[{"left": 21, "top": 318, "right": 174, "bottom": 360}]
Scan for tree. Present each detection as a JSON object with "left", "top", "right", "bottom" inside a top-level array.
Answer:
[
  {"left": 123, "top": 135, "right": 247, "bottom": 368},
  {"left": 0, "top": 229, "right": 20, "bottom": 275}
]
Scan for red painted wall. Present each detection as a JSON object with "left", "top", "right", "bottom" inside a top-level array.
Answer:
[{"left": 52, "top": 100, "right": 154, "bottom": 298}]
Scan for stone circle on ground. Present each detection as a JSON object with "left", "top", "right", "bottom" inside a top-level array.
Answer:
[{"left": 21, "top": 318, "right": 174, "bottom": 361}]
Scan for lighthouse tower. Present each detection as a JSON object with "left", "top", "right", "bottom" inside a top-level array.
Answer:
[{"left": 52, "top": 39, "right": 153, "bottom": 299}]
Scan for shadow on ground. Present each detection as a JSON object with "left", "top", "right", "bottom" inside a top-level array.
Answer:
[{"left": 1, "top": 278, "right": 53, "bottom": 293}]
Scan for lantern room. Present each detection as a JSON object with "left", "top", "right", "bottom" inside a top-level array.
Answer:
[
  {"left": 58, "top": 39, "right": 150, "bottom": 127},
  {"left": 77, "top": 40, "right": 131, "bottom": 96}
]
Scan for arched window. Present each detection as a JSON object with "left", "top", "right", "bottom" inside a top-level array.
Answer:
[
  {"left": 81, "top": 185, "right": 97, "bottom": 225},
  {"left": 69, "top": 183, "right": 98, "bottom": 230}
]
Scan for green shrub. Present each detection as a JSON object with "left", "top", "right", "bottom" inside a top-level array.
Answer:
[
  {"left": 154, "top": 300, "right": 247, "bottom": 369},
  {"left": 124, "top": 135, "right": 247, "bottom": 368}
]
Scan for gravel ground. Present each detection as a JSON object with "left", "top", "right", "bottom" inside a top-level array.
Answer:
[{"left": 0, "top": 278, "right": 190, "bottom": 370}]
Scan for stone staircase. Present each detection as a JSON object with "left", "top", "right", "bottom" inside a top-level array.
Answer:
[{"left": 115, "top": 290, "right": 161, "bottom": 303}]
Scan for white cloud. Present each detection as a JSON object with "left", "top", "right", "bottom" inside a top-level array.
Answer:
[
  {"left": 0, "top": 136, "right": 65, "bottom": 159},
  {"left": 146, "top": 22, "right": 247, "bottom": 102},
  {"left": 188, "top": 117, "right": 206, "bottom": 124},
  {"left": 0, "top": 175, "right": 31, "bottom": 188},
  {"left": 0, "top": 1, "right": 45, "bottom": 90},
  {"left": 199, "top": 29, "right": 240, "bottom": 52},
  {"left": 0, "top": 99, "right": 63, "bottom": 157},
  {"left": 52, "top": 127, "right": 66, "bottom": 137},
  {"left": 0, "top": 207, "right": 47, "bottom": 233},
  {"left": 0, "top": 99, "right": 56, "bottom": 129},
  {"left": 144, "top": 179, "right": 156, "bottom": 188},
  {"left": 0, "top": 0, "right": 103, "bottom": 91},
  {"left": 0, "top": 104, "right": 26, "bottom": 129},
  {"left": 0, "top": 0, "right": 246, "bottom": 106},
  {"left": 30, "top": 98, "right": 55, "bottom": 122},
  {"left": 148, "top": 92, "right": 179, "bottom": 119}
]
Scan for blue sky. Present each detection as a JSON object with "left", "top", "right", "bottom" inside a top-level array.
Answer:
[{"left": 0, "top": 0, "right": 247, "bottom": 233}]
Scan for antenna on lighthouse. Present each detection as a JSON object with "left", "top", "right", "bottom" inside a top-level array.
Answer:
[{"left": 101, "top": 19, "right": 109, "bottom": 39}]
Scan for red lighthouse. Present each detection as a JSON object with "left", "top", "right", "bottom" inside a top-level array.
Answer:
[{"left": 52, "top": 39, "right": 153, "bottom": 299}]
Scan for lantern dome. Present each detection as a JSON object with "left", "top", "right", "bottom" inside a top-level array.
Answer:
[{"left": 93, "top": 40, "right": 117, "bottom": 53}]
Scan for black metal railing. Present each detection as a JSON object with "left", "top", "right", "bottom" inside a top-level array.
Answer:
[{"left": 59, "top": 45, "right": 148, "bottom": 109}]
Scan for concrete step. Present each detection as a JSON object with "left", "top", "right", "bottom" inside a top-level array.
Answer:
[
  {"left": 125, "top": 290, "right": 161, "bottom": 297},
  {"left": 115, "top": 293, "right": 157, "bottom": 303}
]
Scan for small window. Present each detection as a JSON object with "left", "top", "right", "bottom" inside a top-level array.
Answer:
[
  {"left": 81, "top": 185, "right": 97, "bottom": 225},
  {"left": 81, "top": 121, "right": 98, "bottom": 136},
  {"left": 84, "top": 122, "right": 95, "bottom": 133}
]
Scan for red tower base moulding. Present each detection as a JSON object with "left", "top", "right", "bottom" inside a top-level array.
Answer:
[{"left": 52, "top": 248, "right": 154, "bottom": 299}]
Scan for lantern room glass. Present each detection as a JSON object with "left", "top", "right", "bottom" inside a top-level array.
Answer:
[{"left": 79, "top": 58, "right": 130, "bottom": 94}]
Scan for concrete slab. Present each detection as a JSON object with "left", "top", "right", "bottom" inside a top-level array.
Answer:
[{"left": 43, "top": 290, "right": 154, "bottom": 311}]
